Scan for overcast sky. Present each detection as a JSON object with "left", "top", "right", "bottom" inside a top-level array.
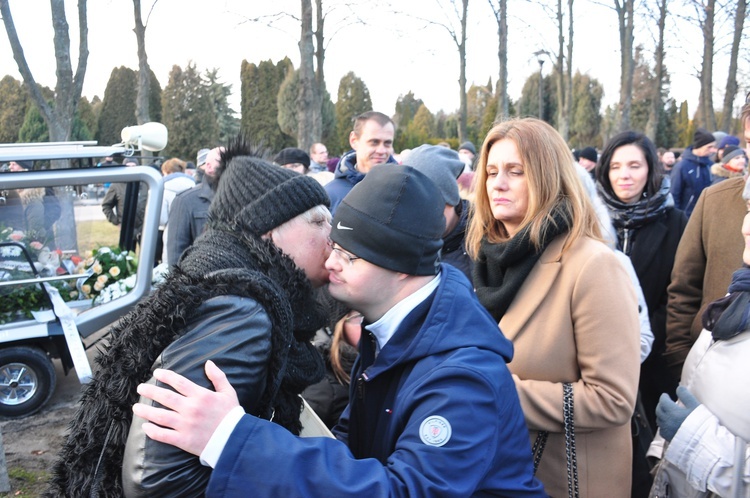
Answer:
[{"left": 0, "top": 0, "right": 744, "bottom": 127}]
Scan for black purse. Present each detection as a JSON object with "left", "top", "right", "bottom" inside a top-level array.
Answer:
[{"left": 531, "top": 382, "right": 580, "bottom": 498}]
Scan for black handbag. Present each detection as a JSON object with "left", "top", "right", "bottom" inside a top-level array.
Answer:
[{"left": 531, "top": 382, "right": 580, "bottom": 498}]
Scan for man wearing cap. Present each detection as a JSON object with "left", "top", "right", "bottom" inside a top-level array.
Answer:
[
  {"left": 48, "top": 142, "right": 332, "bottom": 497},
  {"left": 274, "top": 147, "right": 311, "bottom": 175},
  {"left": 325, "top": 111, "right": 397, "bottom": 214},
  {"left": 407, "top": 144, "right": 474, "bottom": 282},
  {"left": 132, "top": 165, "right": 546, "bottom": 497},
  {"left": 665, "top": 104, "right": 750, "bottom": 379},
  {"left": 577, "top": 146, "right": 598, "bottom": 178},
  {"left": 670, "top": 128, "right": 717, "bottom": 217},
  {"left": 167, "top": 147, "right": 223, "bottom": 264}
]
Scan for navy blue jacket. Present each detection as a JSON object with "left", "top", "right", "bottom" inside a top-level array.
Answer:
[
  {"left": 324, "top": 150, "right": 397, "bottom": 214},
  {"left": 670, "top": 147, "right": 713, "bottom": 217},
  {"left": 207, "top": 265, "right": 546, "bottom": 497}
]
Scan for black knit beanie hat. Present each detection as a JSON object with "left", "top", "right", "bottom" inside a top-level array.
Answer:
[
  {"left": 209, "top": 142, "right": 330, "bottom": 236},
  {"left": 331, "top": 165, "right": 445, "bottom": 276},
  {"left": 693, "top": 128, "right": 716, "bottom": 149}
]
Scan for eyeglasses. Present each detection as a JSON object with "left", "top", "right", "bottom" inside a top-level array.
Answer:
[{"left": 331, "top": 245, "right": 361, "bottom": 266}]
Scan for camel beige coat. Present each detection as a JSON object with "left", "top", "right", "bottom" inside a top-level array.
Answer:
[{"left": 500, "top": 235, "right": 640, "bottom": 498}]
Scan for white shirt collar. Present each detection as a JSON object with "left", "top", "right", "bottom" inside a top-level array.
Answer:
[{"left": 366, "top": 272, "right": 441, "bottom": 351}]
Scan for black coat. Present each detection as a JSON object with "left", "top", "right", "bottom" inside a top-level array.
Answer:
[{"left": 623, "top": 207, "right": 687, "bottom": 428}]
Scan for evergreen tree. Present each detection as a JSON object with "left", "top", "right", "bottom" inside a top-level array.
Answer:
[
  {"left": 674, "top": 101, "right": 693, "bottom": 148},
  {"left": 18, "top": 104, "right": 49, "bottom": 143},
  {"left": 204, "top": 68, "right": 239, "bottom": 145},
  {"left": 321, "top": 89, "right": 337, "bottom": 153},
  {"left": 403, "top": 104, "right": 435, "bottom": 149},
  {"left": 147, "top": 69, "right": 162, "bottom": 123},
  {"left": 466, "top": 80, "right": 494, "bottom": 147},
  {"left": 277, "top": 68, "right": 299, "bottom": 139},
  {"left": 96, "top": 66, "right": 138, "bottom": 147},
  {"left": 517, "top": 72, "right": 556, "bottom": 125},
  {"left": 655, "top": 98, "right": 678, "bottom": 149},
  {"left": 77, "top": 96, "right": 98, "bottom": 141},
  {"left": 393, "top": 91, "right": 424, "bottom": 151},
  {"left": 161, "top": 63, "right": 219, "bottom": 160},
  {"left": 334, "top": 72, "right": 373, "bottom": 153},
  {"left": 0, "top": 75, "right": 29, "bottom": 143},
  {"left": 240, "top": 58, "right": 294, "bottom": 152},
  {"left": 569, "top": 72, "right": 603, "bottom": 149}
]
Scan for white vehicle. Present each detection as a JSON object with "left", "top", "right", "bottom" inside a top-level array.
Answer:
[{"left": 0, "top": 124, "right": 167, "bottom": 417}]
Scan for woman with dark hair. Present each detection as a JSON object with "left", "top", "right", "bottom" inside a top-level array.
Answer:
[
  {"left": 468, "top": 118, "right": 640, "bottom": 497},
  {"left": 595, "top": 131, "right": 687, "bottom": 430}
]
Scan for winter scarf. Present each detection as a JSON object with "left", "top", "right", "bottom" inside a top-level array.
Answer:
[
  {"left": 474, "top": 209, "right": 571, "bottom": 322},
  {"left": 702, "top": 266, "right": 750, "bottom": 341},
  {"left": 597, "top": 177, "right": 671, "bottom": 254},
  {"left": 46, "top": 227, "right": 326, "bottom": 498}
]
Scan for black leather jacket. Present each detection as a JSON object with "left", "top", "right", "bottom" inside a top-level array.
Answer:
[{"left": 122, "top": 295, "right": 272, "bottom": 497}]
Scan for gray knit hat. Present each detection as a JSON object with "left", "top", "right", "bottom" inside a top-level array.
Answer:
[
  {"left": 209, "top": 151, "right": 329, "bottom": 236},
  {"left": 331, "top": 165, "right": 444, "bottom": 276},
  {"left": 405, "top": 144, "right": 462, "bottom": 206}
]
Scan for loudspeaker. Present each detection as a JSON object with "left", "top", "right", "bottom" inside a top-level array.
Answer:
[{"left": 120, "top": 122, "right": 168, "bottom": 152}]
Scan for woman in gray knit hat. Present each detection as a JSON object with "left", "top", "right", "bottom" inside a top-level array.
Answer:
[{"left": 47, "top": 140, "right": 332, "bottom": 498}]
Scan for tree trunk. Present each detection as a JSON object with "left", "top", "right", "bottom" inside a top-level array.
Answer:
[
  {"left": 646, "top": 0, "right": 667, "bottom": 141},
  {"left": 133, "top": 0, "right": 151, "bottom": 127},
  {"left": 489, "top": 0, "right": 509, "bottom": 120},
  {"left": 314, "top": 0, "right": 326, "bottom": 103},
  {"left": 561, "top": 0, "right": 573, "bottom": 140},
  {"left": 698, "top": 0, "right": 716, "bottom": 129},
  {"left": 616, "top": 0, "right": 634, "bottom": 132},
  {"left": 720, "top": 0, "right": 745, "bottom": 132},
  {"left": 298, "top": 0, "right": 319, "bottom": 151},
  {"left": 457, "top": 0, "right": 469, "bottom": 142},
  {"left": 556, "top": 0, "right": 565, "bottom": 134}
]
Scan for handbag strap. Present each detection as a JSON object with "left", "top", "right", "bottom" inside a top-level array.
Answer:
[
  {"left": 531, "top": 382, "right": 579, "bottom": 498},
  {"left": 563, "top": 382, "right": 579, "bottom": 498}
]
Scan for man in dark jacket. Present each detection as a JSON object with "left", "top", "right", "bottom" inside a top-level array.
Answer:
[
  {"left": 166, "top": 146, "right": 222, "bottom": 264},
  {"left": 47, "top": 142, "right": 332, "bottom": 497},
  {"left": 133, "top": 166, "right": 546, "bottom": 497},
  {"left": 670, "top": 128, "right": 717, "bottom": 217},
  {"left": 325, "top": 111, "right": 397, "bottom": 214}
]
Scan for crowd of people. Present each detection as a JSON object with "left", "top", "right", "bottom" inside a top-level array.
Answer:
[{"left": 28, "top": 103, "right": 750, "bottom": 497}]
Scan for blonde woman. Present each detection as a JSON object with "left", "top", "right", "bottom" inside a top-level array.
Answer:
[{"left": 467, "top": 118, "right": 640, "bottom": 497}]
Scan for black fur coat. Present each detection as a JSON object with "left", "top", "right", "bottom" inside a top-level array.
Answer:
[{"left": 45, "top": 226, "right": 326, "bottom": 497}]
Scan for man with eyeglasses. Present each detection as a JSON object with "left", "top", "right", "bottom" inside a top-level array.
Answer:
[
  {"left": 665, "top": 99, "right": 750, "bottom": 379},
  {"left": 132, "top": 165, "right": 546, "bottom": 496}
]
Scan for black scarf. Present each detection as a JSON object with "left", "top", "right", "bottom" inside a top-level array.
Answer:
[
  {"left": 47, "top": 227, "right": 326, "bottom": 498},
  {"left": 474, "top": 210, "right": 571, "bottom": 322},
  {"left": 702, "top": 266, "right": 750, "bottom": 340}
]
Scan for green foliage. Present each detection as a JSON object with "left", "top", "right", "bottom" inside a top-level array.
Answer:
[
  {"left": 675, "top": 100, "right": 694, "bottom": 147},
  {"left": 321, "top": 89, "right": 337, "bottom": 150},
  {"left": 0, "top": 75, "right": 29, "bottom": 143},
  {"left": 148, "top": 69, "right": 162, "bottom": 123},
  {"left": 466, "top": 81, "right": 494, "bottom": 147},
  {"left": 96, "top": 66, "right": 138, "bottom": 146},
  {"left": 77, "top": 96, "right": 98, "bottom": 140},
  {"left": 569, "top": 72, "right": 603, "bottom": 149},
  {"left": 240, "top": 58, "right": 294, "bottom": 152},
  {"left": 334, "top": 71, "right": 373, "bottom": 153},
  {"left": 18, "top": 104, "right": 49, "bottom": 143},
  {"left": 393, "top": 91, "right": 424, "bottom": 151},
  {"left": 277, "top": 68, "right": 299, "bottom": 138},
  {"left": 204, "top": 68, "right": 239, "bottom": 144},
  {"left": 401, "top": 104, "right": 435, "bottom": 149},
  {"left": 79, "top": 245, "right": 137, "bottom": 302},
  {"left": 517, "top": 72, "right": 556, "bottom": 125},
  {"left": 162, "top": 62, "right": 220, "bottom": 160},
  {"left": 655, "top": 98, "right": 678, "bottom": 148}
]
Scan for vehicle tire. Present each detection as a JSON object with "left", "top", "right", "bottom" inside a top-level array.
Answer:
[{"left": 0, "top": 346, "right": 56, "bottom": 418}]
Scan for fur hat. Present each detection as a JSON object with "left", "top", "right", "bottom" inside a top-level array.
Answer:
[
  {"left": 578, "top": 146, "right": 598, "bottom": 163},
  {"left": 331, "top": 165, "right": 444, "bottom": 276},
  {"left": 721, "top": 145, "right": 746, "bottom": 165},
  {"left": 196, "top": 148, "right": 210, "bottom": 167},
  {"left": 693, "top": 128, "right": 716, "bottom": 149},
  {"left": 274, "top": 148, "right": 311, "bottom": 168},
  {"left": 405, "top": 144, "right": 462, "bottom": 206},
  {"left": 458, "top": 141, "right": 477, "bottom": 155},
  {"left": 209, "top": 142, "right": 329, "bottom": 236}
]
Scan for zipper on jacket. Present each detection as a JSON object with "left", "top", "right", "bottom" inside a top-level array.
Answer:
[{"left": 356, "top": 375, "right": 366, "bottom": 400}]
